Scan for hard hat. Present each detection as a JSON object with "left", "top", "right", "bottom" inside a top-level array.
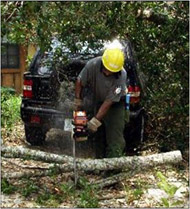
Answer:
[{"left": 102, "top": 48, "right": 124, "bottom": 72}]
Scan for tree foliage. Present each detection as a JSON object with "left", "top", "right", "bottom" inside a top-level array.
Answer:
[{"left": 1, "top": 1, "right": 189, "bottom": 152}]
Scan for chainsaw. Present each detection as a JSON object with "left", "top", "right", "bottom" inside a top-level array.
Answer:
[
  {"left": 72, "top": 111, "right": 88, "bottom": 186},
  {"left": 73, "top": 111, "right": 88, "bottom": 142},
  {"left": 64, "top": 111, "right": 88, "bottom": 186}
]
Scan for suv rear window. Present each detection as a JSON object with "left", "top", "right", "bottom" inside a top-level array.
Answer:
[{"left": 37, "top": 52, "right": 53, "bottom": 75}]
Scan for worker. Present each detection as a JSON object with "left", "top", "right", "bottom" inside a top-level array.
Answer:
[{"left": 74, "top": 46, "right": 127, "bottom": 158}]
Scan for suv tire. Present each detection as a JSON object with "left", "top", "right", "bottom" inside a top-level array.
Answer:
[{"left": 25, "top": 125, "right": 46, "bottom": 145}]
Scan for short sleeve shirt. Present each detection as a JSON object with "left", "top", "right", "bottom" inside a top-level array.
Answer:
[{"left": 78, "top": 56, "right": 127, "bottom": 103}]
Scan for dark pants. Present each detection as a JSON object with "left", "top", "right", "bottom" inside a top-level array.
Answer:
[{"left": 95, "top": 102, "right": 126, "bottom": 158}]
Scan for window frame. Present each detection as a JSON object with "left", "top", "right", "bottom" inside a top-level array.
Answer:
[{"left": 1, "top": 43, "right": 20, "bottom": 69}]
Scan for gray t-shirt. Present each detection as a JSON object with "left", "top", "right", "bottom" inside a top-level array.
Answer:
[{"left": 78, "top": 56, "right": 127, "bottom": 103}]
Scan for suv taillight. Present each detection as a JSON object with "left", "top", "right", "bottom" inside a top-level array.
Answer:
[
  {"left": 128, "top": 85, "right": 140, "bottom": 104},
  {"left": 23, "top": 80, "right": 33, "bottom": 98}
]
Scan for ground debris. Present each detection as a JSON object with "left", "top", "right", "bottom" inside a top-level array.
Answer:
[{"left": 1, "top": 123, "right": 189, "bottom": 208}]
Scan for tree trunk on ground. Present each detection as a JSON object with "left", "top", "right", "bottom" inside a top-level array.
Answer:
[
  {"left": 1, "top": 145, "right": 74, "bottom": 164},
  {"left": 2, "top": 169, "right": 73, "bottom": 179},
  {"left": 75, "top": 150, "right": 182, "bottom": 172},
  {"left": 2, "top": 146, "right": 183, "bottom": 173},
  {"left": 2, "top": 170, "right": 52, "bottom": 179}
]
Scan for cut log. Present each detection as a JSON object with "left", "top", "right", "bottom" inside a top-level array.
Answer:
[
  {"left": 1, "top": 170, "right": 52, "bottom": 179},
  {"left": 2, "top": 157, "right": 50, "bottom": 170},
  {"left": 75, "top": 150, "right": 182, "bottom": 172},
  {"left": 2, "top": 169, "right": 74, "bottom": 179},
  {"left": 2, "top": 146, "right": 183, "bottom": 173},
  {"left": 1, "top": 145, "right": 74, "bottom": 164}
]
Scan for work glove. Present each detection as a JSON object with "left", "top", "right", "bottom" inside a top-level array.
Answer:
[
  {"left": 87, "top": 117, "right": 102, "bottom": 133},
  {"left": 74, "top": 98, "right": 83, "bottom": 110}
]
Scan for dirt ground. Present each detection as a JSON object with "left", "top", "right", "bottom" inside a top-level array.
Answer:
[{"left": 1, "top": 122, "right": 189, "bottom": 208}]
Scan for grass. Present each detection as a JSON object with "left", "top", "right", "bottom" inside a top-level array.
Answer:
[
  {"left": 21, "top": 179, "right": 39, "bottom": 198},
  {"left": 59, "top": 183, "right": 75, "bottom": 199},
  {"left": 34, "top": 176, "right": 100, "bottom": 208},
  {"left": 47, "top": 164, "right": 61, "bottom": 177},
  {"left": 1, "top": 178, "right": 18, "bottom": 194},
  {"left": 36, "top": 190, "right": 63, "bottom": 208},
  {"left": 36, "top": 182, "right": 75, "bottom": 207},
  {"left": 124, "top": 178, "right": 146, "bottom": 204},
  {"left": 76, "top": 177, "right": 99, "bottom": 208}
]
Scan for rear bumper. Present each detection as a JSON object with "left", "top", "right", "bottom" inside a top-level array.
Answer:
[{"left": 21, "top": 104, "right": 65, "bottom": 128}]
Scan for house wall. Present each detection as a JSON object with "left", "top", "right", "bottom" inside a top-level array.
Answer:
[
  {"left": 1, "top": 46, "right": 27, "bottom": 94},
  {"left": 1, "top": 45, "right": 36, "bottom": 94}
]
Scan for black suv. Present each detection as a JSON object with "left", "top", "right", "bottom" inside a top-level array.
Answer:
[{"left": 21, "top": 39, "right": 145, "bottom": 150}]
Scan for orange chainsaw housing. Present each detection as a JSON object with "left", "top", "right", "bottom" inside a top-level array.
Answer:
[
  {"left": 73, "top": 111, "right": 87, "bottom": 126},
  {"left": 73, "top": 111, "right": 88, "bottom": 141}
]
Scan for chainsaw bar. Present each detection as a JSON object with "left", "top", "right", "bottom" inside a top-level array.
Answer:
[{"left": 72, "top": 131, "right": 78, "bottom": 186}]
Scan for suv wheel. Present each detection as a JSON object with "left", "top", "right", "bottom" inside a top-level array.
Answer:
[{"left": 25, "top": 125, "right": 46, "bottom": 145}]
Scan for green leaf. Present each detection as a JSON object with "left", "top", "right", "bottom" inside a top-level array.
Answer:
[
  {"left": 172, "top": 200, "right": 184, "bottom": 206},
  {"left": 168, "top": 185, "right": 178, "bottom": 197},
  {"left": 156, "top": 171, "right": 167, "bottom": 182},
  {"left": 158, "top": 181, "right": 170, "bottom": 194},
  {"left": 161, "top": 197, "right": 170, "bottom": 207}
]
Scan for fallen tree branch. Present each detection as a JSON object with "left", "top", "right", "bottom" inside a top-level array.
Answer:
[
  {"left": 2, "top": 157, "right": 50, "bottom": 170},
  {"left": 98, "top": 194, "right": 126, "bottom": 201},
  {"left": 1, "top": 146, "right": 74, "bottom": 164},
  {"left": 90, "top": 170, "right": 137, "bottom": 189},
  {"left": 75, "top": 150, "right": 182, "bottom": 172},
  {"left": 2, "top": 170, "right": 52, "bottom": 179},
  {"left": 2, "top": 146, "right": 182, "bottom": 173},
  {"left": 2, "top": 169, "right": 74, "bottom": 179}
]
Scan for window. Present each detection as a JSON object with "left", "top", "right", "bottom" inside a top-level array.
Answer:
[{"left": 1, "top": 44, "right": 20, "bottom": 68}]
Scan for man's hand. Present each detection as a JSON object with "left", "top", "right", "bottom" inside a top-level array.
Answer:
[
  {"left": 87, "top": 117, "right": 102, "bottom": 133},
  {"left": 74, "top": 98, "right": 82, "bottom": 110}
]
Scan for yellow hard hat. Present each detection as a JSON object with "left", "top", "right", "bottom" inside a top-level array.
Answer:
[{"left": 102, "top": 48, "right": 124, "bottom": 72}]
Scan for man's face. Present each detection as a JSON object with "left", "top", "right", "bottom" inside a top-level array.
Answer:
[{"left": 102, "top": 67, "right": 114, "bottom": 77}]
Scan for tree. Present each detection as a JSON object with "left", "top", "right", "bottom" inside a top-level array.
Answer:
[{"left": 1, "top": 1, "right": 189, "bottom": 152}]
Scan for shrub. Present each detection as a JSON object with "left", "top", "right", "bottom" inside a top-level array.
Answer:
[{"left": 1, "top": 87, "right": 21, "bottom": 131}]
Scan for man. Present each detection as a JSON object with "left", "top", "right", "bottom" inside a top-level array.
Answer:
[{"left": 74, "top": 46, "right": 127, "bottom": 158}]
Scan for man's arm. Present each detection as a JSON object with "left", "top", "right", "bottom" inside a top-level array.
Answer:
[
  {"left": 75, "top": 78, "right": 83, "bottom": 99},
  {"left": 95, "top": 100, "right": 113, "bottom": 121},
  {"left": 87, "top": 100, "right": 113, "bottom": 133},
  {"left": 74, "top": 78, "right": 83, "bottom": 110}
]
